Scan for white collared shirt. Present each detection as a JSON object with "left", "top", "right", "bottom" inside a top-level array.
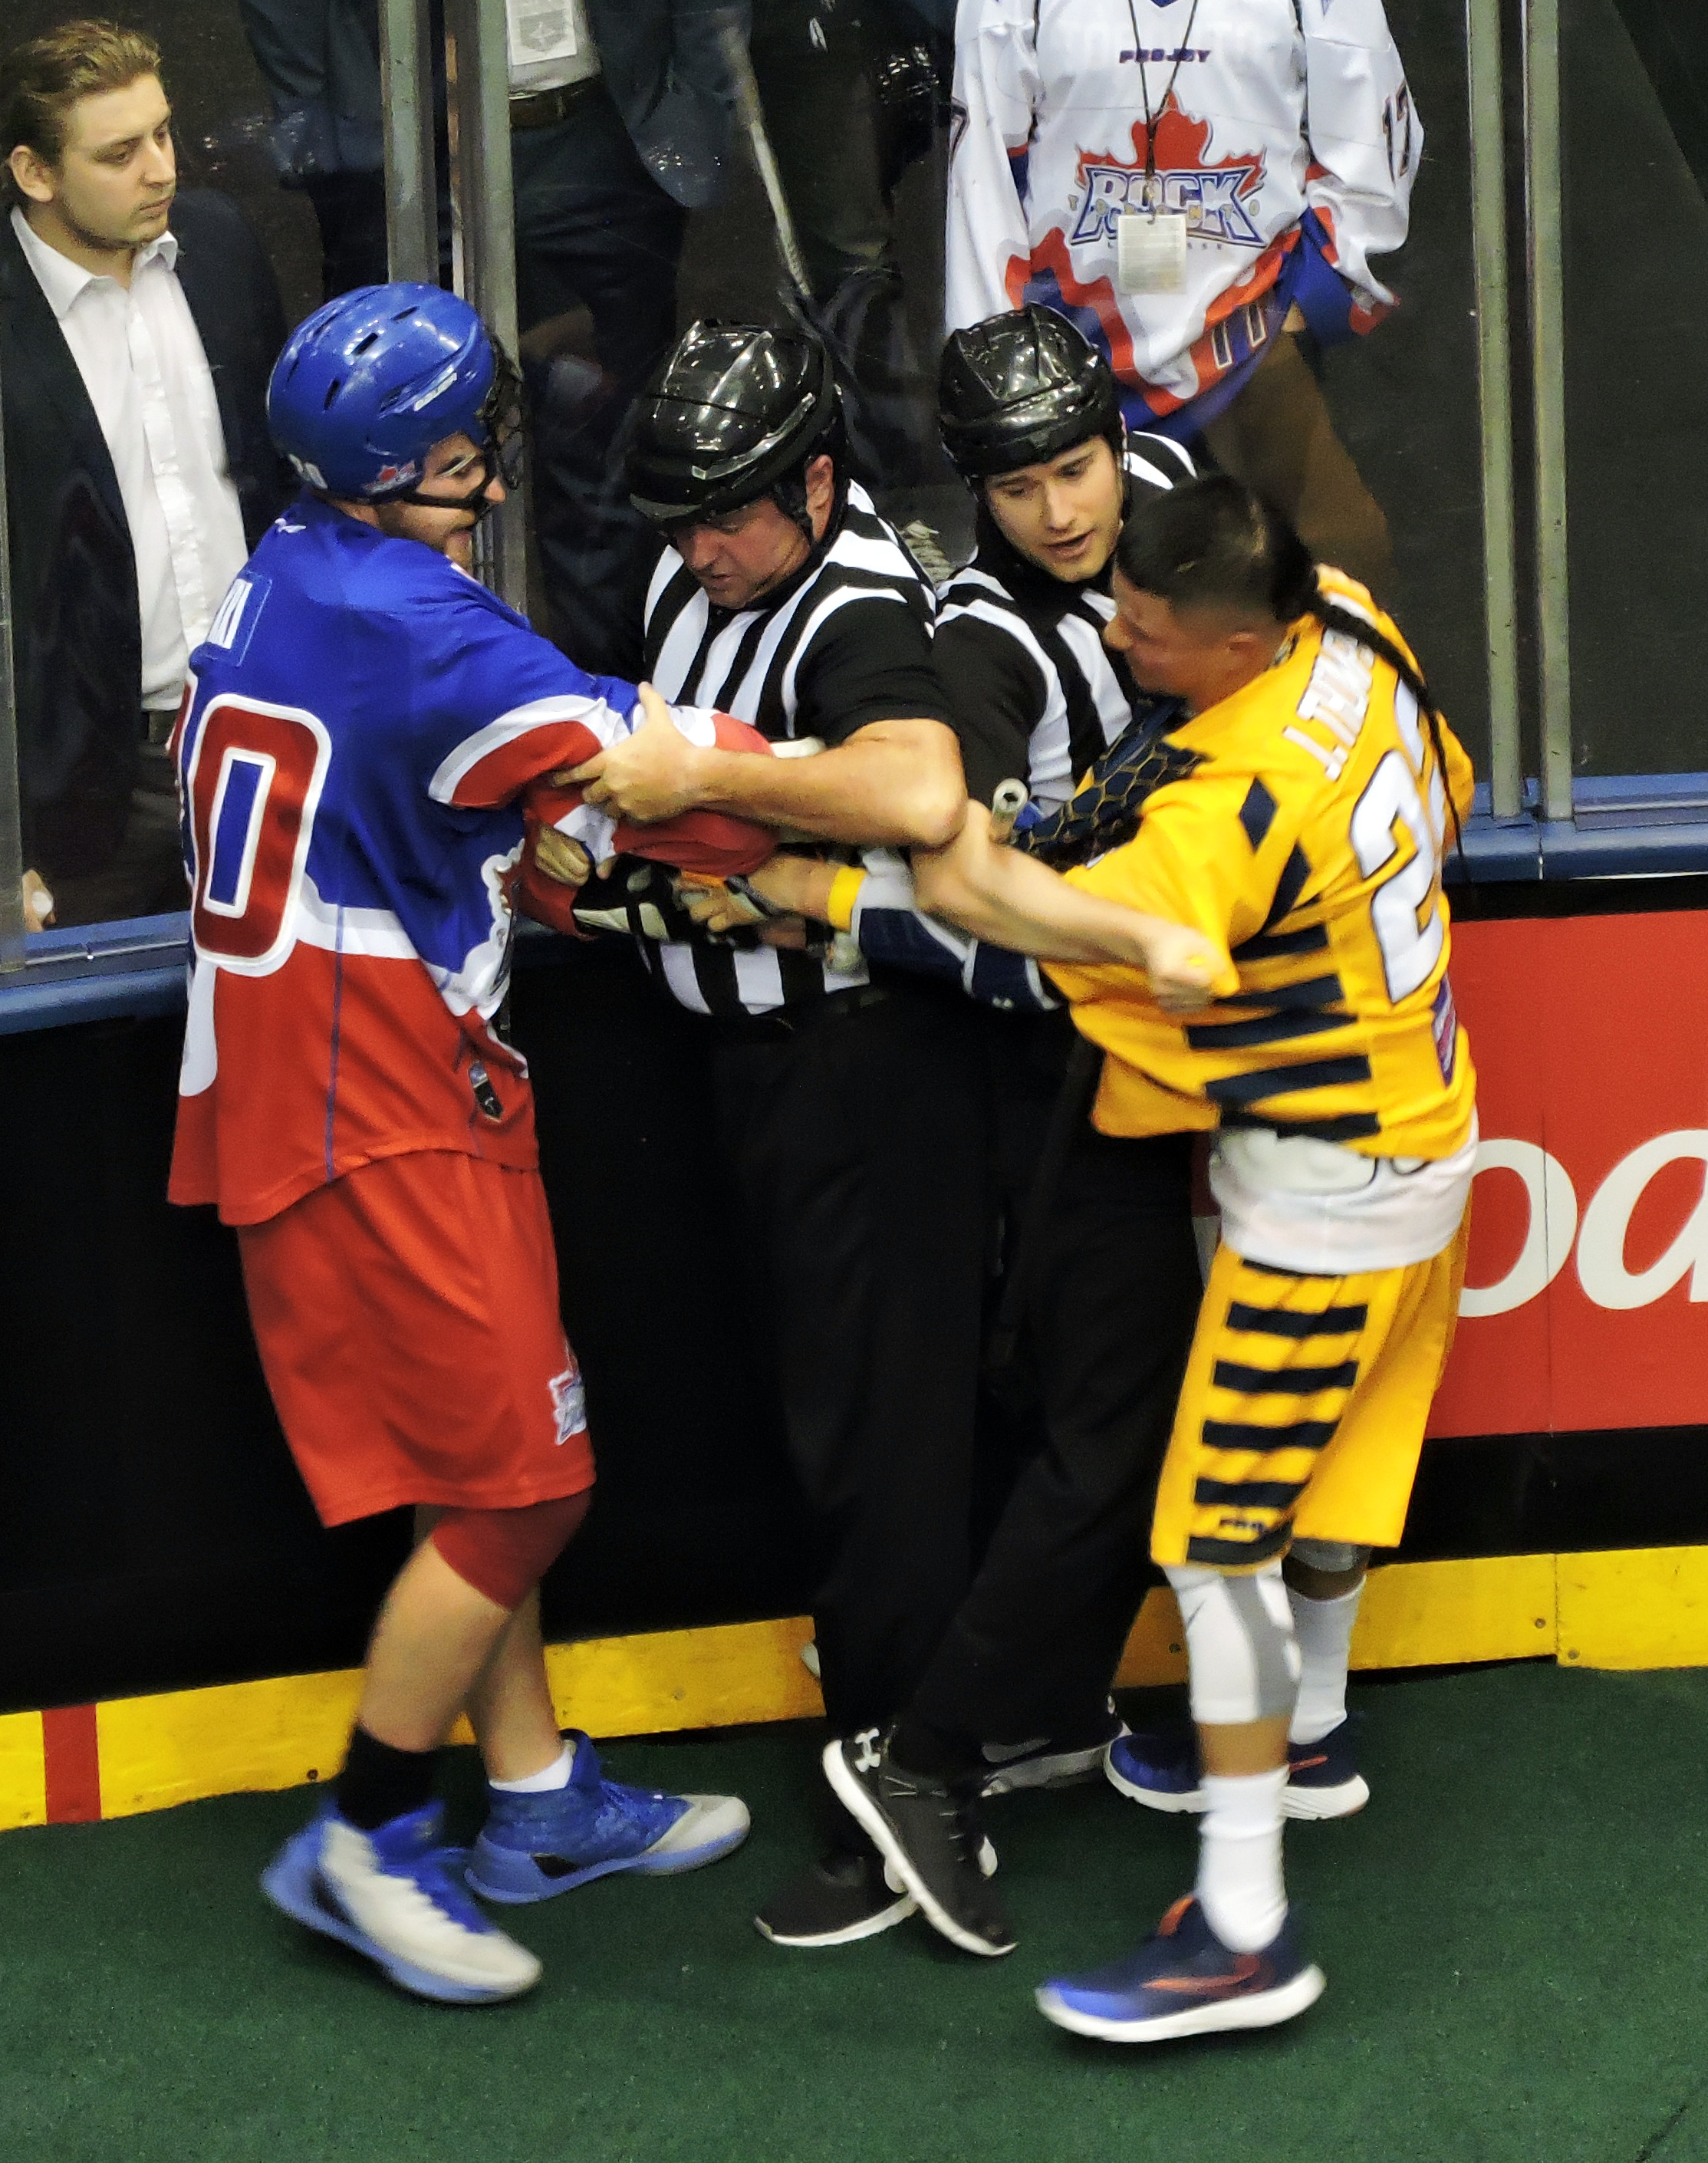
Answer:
[
  {"left": 12, "top": 205, "right": 250, "bottom": 711},
  {"left": 506, "top": 0, "right": 601, "bottom": 96}
]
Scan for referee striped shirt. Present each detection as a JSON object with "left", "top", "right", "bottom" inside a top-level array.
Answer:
[
  {"left": 640, "top": 482, "right": 943, "bottom": 1017},
  {"left": 934, "top": 436, "right": 1196, "bottom": 814}
]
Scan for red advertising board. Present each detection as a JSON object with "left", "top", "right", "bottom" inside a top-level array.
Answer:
[{"left": 1427, "top": 911, "right": 1708, "bottom": 1437}]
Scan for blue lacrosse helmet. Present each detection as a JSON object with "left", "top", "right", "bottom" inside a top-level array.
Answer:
[{"left": 267, "top": 281, "right": 515, "bottom": 501}]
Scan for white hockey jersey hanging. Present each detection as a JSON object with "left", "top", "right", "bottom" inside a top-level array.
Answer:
[{"left": 946, "top": 0, "right": 1420, "bottom": 430}]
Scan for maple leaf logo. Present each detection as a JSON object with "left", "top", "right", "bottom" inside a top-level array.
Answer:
[{"left": 1068, "top": 96, "right": 1266, "bottom": 252}]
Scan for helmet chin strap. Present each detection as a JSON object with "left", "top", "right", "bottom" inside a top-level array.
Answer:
[{"left": 772, "top": 456, "right": 847, "bottom": 561}]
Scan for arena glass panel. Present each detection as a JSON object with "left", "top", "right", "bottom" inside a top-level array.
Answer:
[
  {"left": 1561, "top": 0, "right": 1708, "bottom": 785},
  {"left": 1280, "top": 0, "right": 1493, "bottom": 788},
  {"left": 374, "top": 0, "right": 1494, "bottom": 772},
  {"left": 2, "top": 0, "right": 364, "bottom": 979},
  {"left": 1, "top": 0, "right": 1509, "bottom": 1000}
]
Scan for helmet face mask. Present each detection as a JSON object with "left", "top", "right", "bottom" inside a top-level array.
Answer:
[
  {"left": 379, "top": 341, "right": 526, "bottom": 515},
  {"left": 477, "top": 340, "right": 526, "bottom": 491}
]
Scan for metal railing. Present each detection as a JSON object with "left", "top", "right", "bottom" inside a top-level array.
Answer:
[
  {"left": 442, "top": 0, "right": 528, "bottom": 615},
  {"left": 1524, "top": 0, "right": 1574, "bottom": 825},
  {"left": 379, "top": 0, "right": 438, "bottom": 287},
  {"left": 380, "top": 0, "right": 526, "bottom": 613},
  {"left": 1466, "top": 0, "right": 1524, "bottom": 822}
]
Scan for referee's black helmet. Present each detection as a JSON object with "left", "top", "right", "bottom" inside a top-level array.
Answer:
[
  {"left": 628, "top": 321, "right": 844, "bottom": 528},
  {"left": 938, "top": 305, "right": 1123, "bottom": 482}
]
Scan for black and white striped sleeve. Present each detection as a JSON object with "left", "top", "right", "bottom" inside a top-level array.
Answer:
[
  {"left": 1124, "top": 433, "right": 1198, "bottom": 495},
  {"left": 931, "top": 604, "right": 1048, "bottom": 808},
  {"left": 792, "top": 594, "right": 949, "bottom": 744},
  {"left": 849, "top": 851, "right": 1059, "bottom": 1014}
]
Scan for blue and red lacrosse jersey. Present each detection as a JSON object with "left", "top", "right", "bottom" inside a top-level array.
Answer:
[{"left": 168, "top": 493, "right": 763, "bottom": 1225}]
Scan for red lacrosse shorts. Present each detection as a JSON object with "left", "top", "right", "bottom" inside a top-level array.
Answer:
[{"left": 236, "top": 1150, "right": 595, "bottom": 1526}]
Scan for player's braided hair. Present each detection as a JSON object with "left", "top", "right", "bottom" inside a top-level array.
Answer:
[{"left": 1114, "top": 473, "right": 1463, "bottom": 858}]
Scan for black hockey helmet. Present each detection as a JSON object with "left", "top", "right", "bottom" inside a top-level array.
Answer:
[
  {"left": 938, "top": 305, "right": 1123, "bottom": 482},
  {"left": 628, "top": 321, "right": 844, "bottom": 528}
]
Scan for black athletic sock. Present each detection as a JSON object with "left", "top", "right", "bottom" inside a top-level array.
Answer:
[
  {"left": 336, "top": 1724, "right": 439, "bottom": 1831},
  {"left": 888, "top": 1710, "right": 985, "bottom": 1786}
]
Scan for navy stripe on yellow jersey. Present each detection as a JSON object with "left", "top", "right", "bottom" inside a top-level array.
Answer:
[{"left": 1047, "top": 571, "right": 1479, "bottom": 1162}]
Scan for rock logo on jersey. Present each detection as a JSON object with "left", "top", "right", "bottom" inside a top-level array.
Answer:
[{"left": 1067, "top": 100, "right": 1266, "bottom": 253}]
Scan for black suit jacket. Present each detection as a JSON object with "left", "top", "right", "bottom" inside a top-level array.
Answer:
[{"left": 0, "top": 191, "right": 293, "bottom": 878}]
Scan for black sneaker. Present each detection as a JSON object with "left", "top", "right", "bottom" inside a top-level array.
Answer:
[
  {"left": 753, "top": 1848, "right": 916, "bottom": 1948},
  {"left": 822, "top": 1730, "right": 1016, "bottom": 1958},
  {"left": 979, "top": 1707, "right": 1127, "bottom": 1796}
]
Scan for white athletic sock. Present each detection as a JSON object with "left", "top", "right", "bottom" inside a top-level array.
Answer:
[
  {"left": 489, "top": 1741, "right": 574, "bottom": 1794},
  {"left": 1196, "top": 1768, "right": 1287, "bottom": 1953},
  {"left": 1287, "top": 1583, "right": 1364, "bottom": 1745}
]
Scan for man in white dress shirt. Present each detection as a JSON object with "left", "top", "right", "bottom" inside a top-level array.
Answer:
[{"left": 2, "top": 20, "right": 288, "bottom": 927}]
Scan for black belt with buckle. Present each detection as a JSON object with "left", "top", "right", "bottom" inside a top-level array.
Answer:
[{"left": 508, "top": 78, "right": 600, "bottom": 130}]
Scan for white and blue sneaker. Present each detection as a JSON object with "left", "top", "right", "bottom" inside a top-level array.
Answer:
[
  {"left": 1036, "top": 1895, "right": 1325, "bottom": 2043},
  {"left": 262, "top": 1802, "right": 541, "bottom": 2005},
  {"left": 1106, "top": 1714, "right": 1369, "bottom": 1820},
  {"left": 466, "top": 1731, "right": 751, "bottom": 1905}
]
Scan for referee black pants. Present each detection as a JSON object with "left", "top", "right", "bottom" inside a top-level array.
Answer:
[
  {"left": 909, "top": 1024, "right": 1203, "bottom": 1749},
  {"left": 711, "top": 984, "right": 986, "bottom": 1743}
]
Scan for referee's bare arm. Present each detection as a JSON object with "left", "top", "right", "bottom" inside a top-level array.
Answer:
[
  {"left": 914, "top": 803, "right": 1236, "bottom": 1011},
  {"left": 568, "top": 685, "right": 966, "bottom": 848}
]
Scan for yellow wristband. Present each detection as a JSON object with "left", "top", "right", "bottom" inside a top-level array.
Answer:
[{"left": 825, "top": 863, "right": 867, "bottom": 932}]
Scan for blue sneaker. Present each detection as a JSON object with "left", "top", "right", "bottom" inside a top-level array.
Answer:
[
  {"left": 1104, "top": 1726, "right": 1205, "bottom": 1813},
  {"left": 1035, "top": 1895, "right": 1325, "bottom": 2043},
  {"left": 1283, "top": 1718, "right": 1370, "bottom": 1819},
  {"left": 1105, "top": 1716, "right": 1368, "bottom": 1820},
  {"left": 262, "top": 1802, "right": 541, "bottom": 2005},
  {"left": 466, "top": 1731, "right": 751, "bottom": 1905}
]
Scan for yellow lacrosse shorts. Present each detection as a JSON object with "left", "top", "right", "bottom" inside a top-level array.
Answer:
[{"left": 1150, "top": 1211, "right": 1472, "bottom": 1570}]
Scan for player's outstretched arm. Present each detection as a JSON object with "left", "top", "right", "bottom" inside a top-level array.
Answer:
[
  {"left": 676, "top": 854, "right": 841, "bottom": 933},
  {"left": 914, "top": 803, "right": 1236, "bottom": 1009},
  {"left": 566, "top": 686, "right": 966, "bottom": 851}
]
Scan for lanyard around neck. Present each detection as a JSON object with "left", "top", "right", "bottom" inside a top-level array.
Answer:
[{"left": 1124, "top": 0, "right": 1206, "bottom": 191}]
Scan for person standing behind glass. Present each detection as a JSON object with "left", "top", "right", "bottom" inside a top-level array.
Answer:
[
  {"left": 946, "top": 0, "right": 1419, "bottom": 594},
  {"left": 748, "top": 0, "right": 945, "bottom": 490},
  {"left": 1, "top": 20, "right": 290, "bottom": 930},
  {"left": 515, "top": 0, "right": 737, "bottom": 678},
  {"left": 236, "top": 0, "right": 390, "bottom": 300}
]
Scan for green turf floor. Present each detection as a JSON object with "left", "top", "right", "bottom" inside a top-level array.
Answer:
[{"left": 2, "top": 1664, "right": 1706, "bottom": 2163}]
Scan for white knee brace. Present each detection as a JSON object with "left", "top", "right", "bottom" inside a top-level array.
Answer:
[
  {"left": 1289, "top": 1539, "right": 1371, "bottom": 1577},
  {"left": 1164, "top": 1561, "right": 1302, "bottom": 1726}
]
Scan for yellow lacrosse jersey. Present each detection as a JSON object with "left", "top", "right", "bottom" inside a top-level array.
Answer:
[{"left": 1045, "top": 572, "right": 1477, "bottom": 1159}]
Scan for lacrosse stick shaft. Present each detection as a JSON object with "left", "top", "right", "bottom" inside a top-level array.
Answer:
[
  {"left": 989, "top": 779, "right": 1030, "bottom": 844},
  {"left": 716, "top": 19, "right": 815, "bottom": 304}
]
